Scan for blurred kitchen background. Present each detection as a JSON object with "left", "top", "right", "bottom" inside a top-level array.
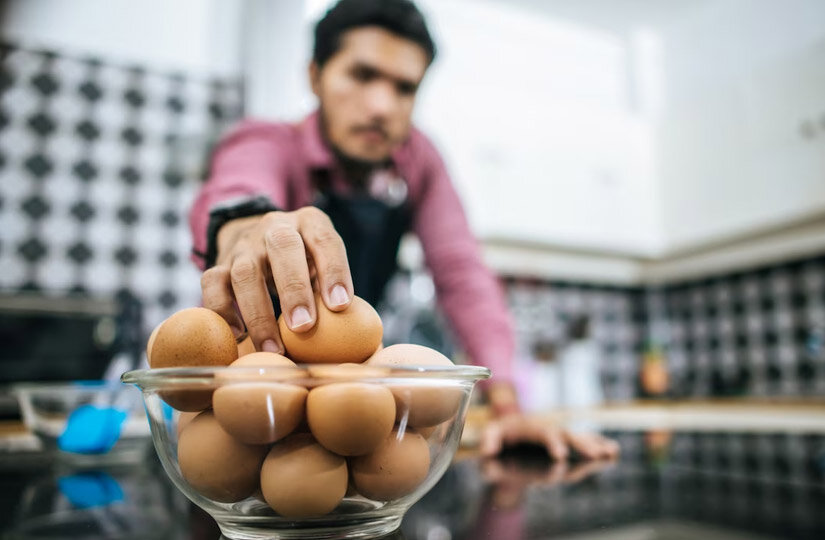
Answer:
[{"left": 1, "top": 0, "right": 824, "bottom": 410}]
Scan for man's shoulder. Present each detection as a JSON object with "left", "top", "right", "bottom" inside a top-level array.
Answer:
[
  {"left": 402, "top": 124, "right": 444, "bottom": 163},
  {"left": 223, "top": 118, "right": 299, "bottom": 142}
]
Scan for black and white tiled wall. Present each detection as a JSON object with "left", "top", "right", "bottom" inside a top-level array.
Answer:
[
  {"left": 0, "top": 43, "right": 243, "bottom": 342},
  {"left": 503, "top": 255, "right": 825, "bottom": 400}
]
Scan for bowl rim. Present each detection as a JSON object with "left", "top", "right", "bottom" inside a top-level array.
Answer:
[{"left": 121, "top": 364, "right": 491, "bottom": 388}]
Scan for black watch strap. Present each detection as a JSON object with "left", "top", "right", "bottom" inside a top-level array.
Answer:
[{"left": 195, "top": 195, "right": 280, "bottom": 268}]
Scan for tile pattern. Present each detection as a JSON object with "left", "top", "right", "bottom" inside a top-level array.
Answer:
[
  {"left": 502, "top": 255, "right": 825, "bottom": 400},
  {"left": 0, "top": 43, "right": 243, "bottom": 342}
]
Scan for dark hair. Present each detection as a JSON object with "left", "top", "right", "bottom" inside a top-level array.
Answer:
[{"left": 313, "top": 0, "right": 437, "bottom": 67}]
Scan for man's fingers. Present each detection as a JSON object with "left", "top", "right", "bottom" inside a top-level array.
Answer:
[
  {"left": 200, "top": 265, "right": 244, "bottom": 337},
  {"left": 542, "top": 426, "right": 569, "bottom": 461},
  {"left": 480, "top": 421, "right": 504, "bottom": 457},
  {"left": 566, "top": 433, "right": 606, "bottom": 460},
  {"left": 229, "top": 256, "right": 283, "bottom": 353},
  {"left": 297, "top": 207, "right": 353, "bottom": 312},
  {"left": 262, "top": 215, "right": 316, "bottom": 332}
]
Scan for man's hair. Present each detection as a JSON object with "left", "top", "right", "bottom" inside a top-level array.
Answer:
[{"left": 313, "top": 0, "right": 437, "bottom": 67}]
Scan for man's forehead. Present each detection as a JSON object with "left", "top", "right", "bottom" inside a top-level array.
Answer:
[{"left": 337, "top": 26, "right": 428, "bottom": 82}]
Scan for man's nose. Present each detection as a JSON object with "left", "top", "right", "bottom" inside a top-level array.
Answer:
[{"left": 365, "top": 81, "right": 397, "bottom": 118}]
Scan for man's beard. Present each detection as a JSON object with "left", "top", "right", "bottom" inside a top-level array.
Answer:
[{"left": 319, "top": 106, "right": 393, "bottom": 178}]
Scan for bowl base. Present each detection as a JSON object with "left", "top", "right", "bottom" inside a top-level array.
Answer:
[{"left": 216, "top": 514, "right": 403, "bottom": 540}]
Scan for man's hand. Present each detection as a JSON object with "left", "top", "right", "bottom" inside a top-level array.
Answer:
[
  {"left": 481, "top": 381, "right": 620, "bottom": 460},
  {"left": 480, "top": 414, "right": 620, "bottom": 460},
  {"left": 200, "top": 207, "right": 354, "bottom": 353}
]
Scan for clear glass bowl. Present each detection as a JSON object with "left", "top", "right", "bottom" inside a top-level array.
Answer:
[
  {"left": 122, "top": 364, "right": 489, "bottom": 540},
  {"left": 13, "top": 381, "right": 151, "bottom": 466}
]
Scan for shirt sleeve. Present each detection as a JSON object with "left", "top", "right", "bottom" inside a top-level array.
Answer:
[
  {"left": 189, "top": 121, "right": 291, "bottom": 270},
  {"left": 410, "top": 136, "right": 516, "bottom": 385}
]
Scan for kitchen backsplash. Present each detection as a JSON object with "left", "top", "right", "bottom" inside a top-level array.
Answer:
[
  {"left": 0, "top": 43, "right": 243, "bottom": 342},
  {"left": 504, "top": 255, "right": 825, "bottom": 401}
]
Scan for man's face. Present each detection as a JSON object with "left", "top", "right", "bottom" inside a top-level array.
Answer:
[{"left": 311, "top": 26, "right": 429, "bottom": 163}]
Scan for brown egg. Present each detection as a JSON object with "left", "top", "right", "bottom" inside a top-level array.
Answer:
[
  {"left": 150, "top": 308, "right": 238, "bottom": 412},
  {"left": 150, "top": 307, "right": 238, "bottom": 368},
  {"left": 146, "top": 320, "right": 164, "bottom": 360},
  {"left": 176, "top": 411, "right": 200, "bottom": 438},
  {"left": 307, "top": 363, "right": 390, "bottom": 382},
  {"left": 237, "top": 334, "right": 256, "bottom": 357},
  {"left": 212, "top": 353, "right": 307, "bottom": 444},
  {"left": 177, "top": 411, "right": 267, "bottom": 503},
  {"left": 278, "top": 295, "right": 382, "bottom": 363},
  {"left": 307, "top": 382, "right": 395, "bottom": 456},
  {"left": 366, "top": 344, "right": 463, "bottom": 427},
  {"left": 350, "top": 428, "right": 430, "bottom": 501},
  {"left": 260, "top": 433, "right": 348, "bottom": 518}
]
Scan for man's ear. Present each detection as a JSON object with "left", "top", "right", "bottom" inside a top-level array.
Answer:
[{"left": 309, "top": 61, "right": 321, "bottom": 97}]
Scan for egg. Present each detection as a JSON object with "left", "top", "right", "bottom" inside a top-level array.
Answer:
[
  {"left": 236, "top": 334, "right": 256, "bottom": 357},
  {"left": 150, "top": 308, "right": 238, "bottom": 412},
  {"left": 213, "top": 354, "right": 308, "bottom": 444},
  {"left": 366, "top": 344, "right": 463, "bottom": 427},
  {"left": 307, "top": 363, "right": 390, "bottom": 383},
  {"left": 278, "top": 294, "right": 382, "bottom": 363},
  {"left": 150, "top": 307, "right": 238, "bottom": 368},
  {"left": 177, "top": 411, "right": 267, "bottom": 503},
  {"left": 146, "top": 320, "right": 163, "bottom": 360},
  {"left": 306, "top": 382, "right": 395, "bottom": 456},
  {"left": 176, "top": 411, "right": 200, "bottom": 438},
  {"left": 350, "top": 428, "right": 430, "bottom": 501},
  {"left": 260, "top": 433, "right": 348, "bottom": 518}
]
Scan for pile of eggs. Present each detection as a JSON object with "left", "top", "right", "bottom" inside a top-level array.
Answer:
[{"left": 147, "top": 297, "right": 461, "bottom": 518}]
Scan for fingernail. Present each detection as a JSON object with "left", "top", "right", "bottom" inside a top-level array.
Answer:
[
  {"left": 290, "top": 306, "right": 312, "bottom": 329},
  {"left": 329, "top": 284, "right": 349, "bottom": 307},
  {"left": 262, "top": 339, "right": 281, "bottom": 353}
]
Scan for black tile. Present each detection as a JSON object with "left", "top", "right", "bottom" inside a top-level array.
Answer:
[
  {"left": 78, "top": 80, "right": 103, "bottom": 102},
  {"left": 26, "top": 112, "right": 57, "bottom": 136},
  {"left": 70, "top": 201, "right": 95, "bottom": 222},
  {"left": 18, "top": 237, "right": 48, "bottom": 262},
  {"left": 124, "top": 88, "right": 146, "bottom": 108},
  {"left": 0, "top": 107, "right": 9, "bottom": 130},
  {"left": 116, "top": 205, "right": 140, "bottom": 225},
  {"left": 166, "top": 95, "right": 185, "bottom": 113},
  {"left": 0, "top": 67, "right": 14, "bottom": 92},
  {"left": 119, "top": 165, "right": 141, "bottom": 185},
  {"left": 114, "top": 246, "right": 138, "bottom": 266},
  {"left": 72, "top": 159, "right": 98, "bottom": 182},
  {"left": 159, "top": 250, "right": 178, "bottom": 268},
  {"left": 20, "top": 195, "right": 50, "bottom": 220},
  {"left": 158, "top": 290, "right": 177, "bottom": 308},
  {"left": 163, "top": 169, "right": 184, "bottom": 187},
  {"left": 161, "top": 210, "right": 179, "bottom": 227},
  {"left": 23, "top": 153, "right": 53, "bottom": 178},
  {"left": 75, "top": 120, "right": 100, "bottom": 141},
  {"left": 67, "top": 242, "right": 94, "bottom": 264},
  {"left": 121, "top": 126, "right": 143, "bottom": 146},
  {"left": 31, "top": 72, "right": 59, "bottom": 96}
]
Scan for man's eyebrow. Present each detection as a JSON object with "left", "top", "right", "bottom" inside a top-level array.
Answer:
[{"left": 352, "top": 61, "right": 420, "bottom": 89}]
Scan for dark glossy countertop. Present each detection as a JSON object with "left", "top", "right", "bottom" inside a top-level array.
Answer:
[{"left": 2, "top": 430, "right": 824, "bottom": 540}]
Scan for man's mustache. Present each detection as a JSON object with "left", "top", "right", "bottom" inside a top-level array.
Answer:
[{"left": 351, "top": 124, "right": 389, "bottom": 140}]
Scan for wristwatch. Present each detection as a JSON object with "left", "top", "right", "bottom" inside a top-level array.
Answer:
[{"left": 196, "top": 195, "right": 280, "bottom": 268}]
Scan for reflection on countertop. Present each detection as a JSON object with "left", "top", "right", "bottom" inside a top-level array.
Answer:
[{"left": 1, "top": 428, "right": 824, "bottom": 540}]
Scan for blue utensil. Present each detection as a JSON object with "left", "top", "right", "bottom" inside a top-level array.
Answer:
[
  {"left": 59, "top": 355, "right": 139, "bottom": 455},
  {"left": 59, "top": 404, "right": 128, "bottom": 454}
]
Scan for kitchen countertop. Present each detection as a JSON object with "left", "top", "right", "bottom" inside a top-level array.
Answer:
[{"left": 2, "top": 426, "right": 824, "bottom": 540}]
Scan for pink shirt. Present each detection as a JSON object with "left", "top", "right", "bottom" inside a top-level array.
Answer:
[{"left": 189, "top": 112, "right": 515, "bottom": 383}]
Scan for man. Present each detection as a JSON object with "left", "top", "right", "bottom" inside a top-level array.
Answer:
[{"left": 190, "top": 0, "right": 618, "bottom": 460}]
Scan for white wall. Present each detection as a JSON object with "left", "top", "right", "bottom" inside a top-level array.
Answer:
[
  {"left": 0, "top": 0, "right": 244, "bottom": 77},
  {"left": 657, "top": 0, "right": 825, "bottom": 250}
]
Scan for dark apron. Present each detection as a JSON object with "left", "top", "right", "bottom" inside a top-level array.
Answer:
[{"left": 311, "top": 169, "right": 412, "bottom": 308}]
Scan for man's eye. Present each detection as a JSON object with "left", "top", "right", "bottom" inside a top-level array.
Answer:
[{"left": 397, "top": 82, "right": 417, "bottom": 96}]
